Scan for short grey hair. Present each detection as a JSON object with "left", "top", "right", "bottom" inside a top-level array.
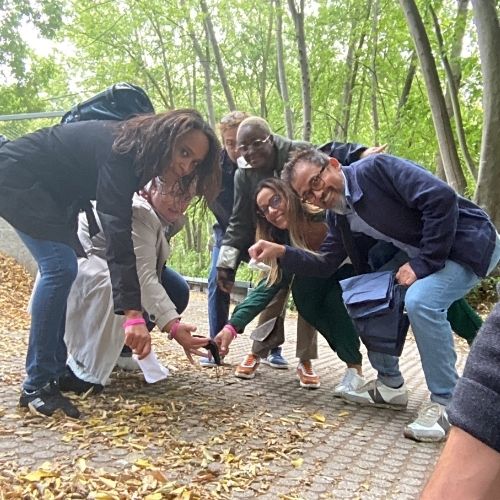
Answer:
[{"left": 282, "top": 147, "right": 329, "bottom": 185}]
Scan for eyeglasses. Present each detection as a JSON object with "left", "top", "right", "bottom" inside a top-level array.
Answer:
[
  {"left": 236, "top": 135, "right": 271, "bottom": 155},
  {"left": 155, "top": 176, "right": 193, "bottom": 204},
  {"left": 300, "top": 164, "right": 328, "bottom": 204},
  {"left": 257, "top": 193, "right": 282, "bottom": 217}
]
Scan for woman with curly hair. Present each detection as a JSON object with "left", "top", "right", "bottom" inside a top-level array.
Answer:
[{"left": 0, "top": 109, "right": 220, "bottom": 418}]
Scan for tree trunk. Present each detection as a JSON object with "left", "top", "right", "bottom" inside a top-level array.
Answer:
[
  {"left": 471, "top": 0, "right": 500, "bottom": 227},
  {"left": 275, "top": 0, "right": 294, "bottom": 138},
  {"left": 287, "top": 0, "right": 312, "bottom": 141},
  {"left": 370, "top": 0, "right": 380, "bottom": 145},
  {"left": 189, "top": 24, "right": 215, "bottom": 128},
  {"left": 148, "top": 16, "right": 175, "bottom": 109},
  {"left": 430, "top": 4, "right": 477, "bottom": 179},
  {"left": 199, "top": 0, "right": 236, "bottom": 111},
  {"left": 259, "top": 7, "right": 274, "bottom": 118},
  {"left": 399, "top": 0, "right": 466, "bottom": 194},
  {"left": 396, "top": 51, "right": 417, "bottom": 122},
  {"left": 352, "top": 73, "right": 366, "bottom": 137}
]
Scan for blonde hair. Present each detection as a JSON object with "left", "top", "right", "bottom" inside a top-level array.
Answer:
[
  {"left": 254, "top": 178, "right": 314, "bottom": 286},
  {"left": 219, "top": 111, "right": 250, "bottom": 136}
]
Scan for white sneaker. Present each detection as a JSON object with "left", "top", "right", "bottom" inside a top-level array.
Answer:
[
  {"left": 404, "top": 401, "right": 450, "bottom": 442},
  {"left": 199, "top": 356, "right": 218, "bottom": 367},
  {"left": 333, "top": 368, "right": 365, "bottom": 397},
  {"left": 342, "top": 379, "right": 409, "bottom": 410},
  {"left": 115, "top": 355, "right": 140, "bottom": 371}
]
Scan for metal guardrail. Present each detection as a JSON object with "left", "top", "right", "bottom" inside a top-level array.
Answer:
[{"left": 183, "top": 276, "right": 253, "bottom": 304}]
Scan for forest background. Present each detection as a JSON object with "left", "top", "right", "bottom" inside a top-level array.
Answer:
[{"left": 0, "top": 0, "right": 498, "bottom": 289}]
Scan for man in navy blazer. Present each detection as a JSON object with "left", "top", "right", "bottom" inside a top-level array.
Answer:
[{"left": 249, "top": 148, "right": 500, "bottom": 443}]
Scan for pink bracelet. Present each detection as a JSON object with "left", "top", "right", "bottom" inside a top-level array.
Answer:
[
  {"left": 168, "top": 319, "right": 181, "bottom": 340},
  {"left": 123, "top": 317, "right": 146, "bottom": 328},
  {"left": 224, "top": 323, "right": 238, "bottom": 339}
]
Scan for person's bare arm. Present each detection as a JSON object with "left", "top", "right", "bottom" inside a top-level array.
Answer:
[{"left": 421, "top": 426, "right": 500, "bottom": 500}]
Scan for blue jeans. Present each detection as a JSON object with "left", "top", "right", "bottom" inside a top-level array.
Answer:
[
  {"left": 143, "top": 266, "right": 190, "bottom": 330},
  {"left": 369, "top": 235, "right": 500, "bottom": 405},
  {"left": 207, "top": 242, "right": 230, "bottom": 338},
  {"left": 16, "top": 231, "right": 78, "bottom": 391}
]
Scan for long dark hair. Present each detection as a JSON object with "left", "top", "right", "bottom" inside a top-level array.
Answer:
[{"left": 113, "top": 109, "right": 221, "bottom": 203}]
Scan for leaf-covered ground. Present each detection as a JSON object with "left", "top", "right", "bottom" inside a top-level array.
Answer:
[
  {"left": 0, "top": 251, "right": 485, "bottom": 499},
  {"left": 0, "top": 253, "right": 354, "bottom": 499}
]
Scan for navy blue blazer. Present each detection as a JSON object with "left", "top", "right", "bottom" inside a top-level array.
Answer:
[{"left": 281, "top": 154, "right": 497, "bottom": 279}]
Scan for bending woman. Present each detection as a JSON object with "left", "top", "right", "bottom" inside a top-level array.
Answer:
[
  {"left": 61, "top": 177, "right": 196, "bottom": 392},
  {"left": 217, "top": 178, "right": 366, "bottom": 394},
  {"left": 216, "top": 178, "right": 482, "bottom": 393},
  {"left": 0, "top": 110, "right": 220, "bottom": 418}
]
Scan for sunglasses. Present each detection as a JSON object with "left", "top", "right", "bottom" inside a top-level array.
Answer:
[{"left": 257, "top": 193, "right": 282, "bottom": 217}]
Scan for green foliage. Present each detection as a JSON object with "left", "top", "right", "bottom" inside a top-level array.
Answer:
[
  {"left": 466, "top": 276, "right": 500, "bottom": 312},
  {"left": 1, "top": 0, "right": 494, "bottom": 280}
]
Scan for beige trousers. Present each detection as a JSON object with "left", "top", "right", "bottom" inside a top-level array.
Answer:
[{"left": 251, "top": 286, "right": 318, "bottom": 360}]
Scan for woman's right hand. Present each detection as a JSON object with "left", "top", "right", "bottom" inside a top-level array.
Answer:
[
  {"left": 248, "top": 240, "right": 285, "bottom": 262},
  {"left": 124, "top": 324, "right": 151, "bottom": 360},
  {"left": 214, "top": 326, "right": 236, "bottom": 356},
  {"left": 171, "top": 322, "right": 210, "bottom": 363}
]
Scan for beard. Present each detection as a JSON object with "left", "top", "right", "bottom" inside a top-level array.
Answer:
[{"left": 330, "top": 192, "right": 349, "bottom": 214}]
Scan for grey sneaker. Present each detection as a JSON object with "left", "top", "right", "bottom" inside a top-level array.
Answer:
[
  {"left": 333, "top": 368, "right": 365, "bottom": 397},
  {"left": 342, "top": 379, "right": 408, "bottom": 410},
  {"left": 404, "top": 401, "right": 450, "bottom": 442}
]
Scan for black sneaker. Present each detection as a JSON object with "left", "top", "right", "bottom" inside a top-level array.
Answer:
[
  {"left": 19, "top": 381, "right": 81, "bottom": 418},
  {"left": 59, "top": 366, "right": 104, "bottom": 395}
]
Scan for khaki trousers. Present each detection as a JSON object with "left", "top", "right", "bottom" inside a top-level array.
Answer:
[{"left": 251, "top": 285, "right": 318, "bottom": 360}]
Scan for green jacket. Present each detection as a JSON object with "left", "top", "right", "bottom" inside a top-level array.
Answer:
[{"left": 229, "top": 273, "right": 292, "bottom": 332}]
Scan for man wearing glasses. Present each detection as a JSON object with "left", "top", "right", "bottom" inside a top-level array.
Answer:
[
  {"left": 249, "top": 148, "right": 500, "bottom": 443},
  {"left": 216, "top": 116, "right": 382, "bottom": 384}
]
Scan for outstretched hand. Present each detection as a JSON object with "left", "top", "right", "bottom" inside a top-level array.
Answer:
[
  {"left": 248, "top": 240, "right": 285, "bottom": 262},
  {"left": 214, "top": 326, "right": 236, "bottom": 357},
  {"left": 360, "top": 143, "right": 388, "bottom": 158},
  {"left": 173, "top": 322, "right": 210, "bottom": 363}
]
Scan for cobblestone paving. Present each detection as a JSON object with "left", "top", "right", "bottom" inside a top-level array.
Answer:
[{"left": 0, "top": 288, "right": 467, "bottom": 499}]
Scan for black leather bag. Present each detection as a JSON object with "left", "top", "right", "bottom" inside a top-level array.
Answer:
[{"left": 61, "top": 82, "right": 154, "bottom": 124}]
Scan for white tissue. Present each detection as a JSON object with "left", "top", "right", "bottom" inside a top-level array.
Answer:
[
  {"left": 133, "top": 350, "right": 170, "bottom": 383},
  {"left": 248, "top": 258, "right": 271, "bottom": 273}
]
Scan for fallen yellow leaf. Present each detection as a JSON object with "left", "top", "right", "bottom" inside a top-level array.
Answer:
[{"left": 311, "top": 413, "right": 326, "bottom": 423}]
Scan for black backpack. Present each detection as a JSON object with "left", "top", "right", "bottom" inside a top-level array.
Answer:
[{"left": 61, "top": 82, "right": 155, "bottom": 124}]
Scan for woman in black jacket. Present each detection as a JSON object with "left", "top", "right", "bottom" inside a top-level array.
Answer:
[{"left": 0, "top": 109, "right": 220, "bottom": 419}]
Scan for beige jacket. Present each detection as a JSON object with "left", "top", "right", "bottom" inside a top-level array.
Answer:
[{"left": 64, "top": 194, "right": 184, "bottom": 384}]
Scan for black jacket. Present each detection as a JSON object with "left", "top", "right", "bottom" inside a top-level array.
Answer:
[
  {"left": 0, "top": 120, "right": 144, "bottom": 313},
  {"left": 217, "top": 134, "right": 366, "bottom": 270}
]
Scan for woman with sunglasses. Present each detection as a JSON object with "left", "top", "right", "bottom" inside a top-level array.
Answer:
[
  {"left": 57, "top": 177, "right": 203, "bottom": 393},
  {"left": 215, "top": 178, "right": 366, "bottom": 394},
  {"left": 0, "top": 109, "right": 220, "bottom": 418}
]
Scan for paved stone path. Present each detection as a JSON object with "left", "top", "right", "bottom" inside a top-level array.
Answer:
[
  {"left": 0, "top": 220, "right": 464, "bottom": 498},
  {"left": 0, "top": 291, "right": 467, "bottom": 499}
]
